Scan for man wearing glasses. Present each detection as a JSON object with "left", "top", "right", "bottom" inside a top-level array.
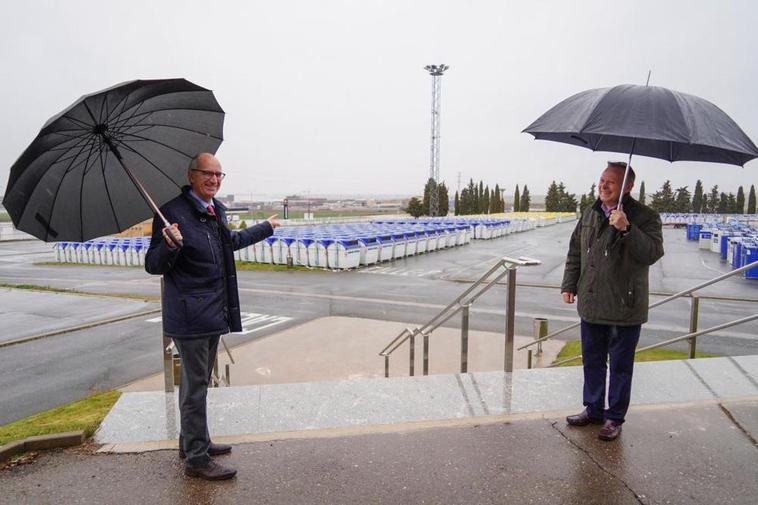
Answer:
[
  {"left": 560, "top": 161, "right": 663, "bottom": 441},
  {"left": 145, "top": 153, "right": 279, "bottom": 480}
]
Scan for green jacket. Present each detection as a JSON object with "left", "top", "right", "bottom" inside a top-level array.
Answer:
[{"left": 561, "top": 195, "right": 664, "bottom": 326}]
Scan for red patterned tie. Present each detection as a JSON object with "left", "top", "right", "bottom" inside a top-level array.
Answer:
[{"left": 207, "top": 205, "right": 220, "bottom": 223}]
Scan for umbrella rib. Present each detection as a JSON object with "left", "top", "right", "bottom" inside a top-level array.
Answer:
[
  {"left": 112, "top": 131, "right": 196, "bottom": 159},
  {"left": 110, "top": 137, "right": 185, "bottom": 193},
  {"left": 78, "top": 136, "right": 101, "bottom": 241},
  {"left": 36, "top": 135, "right": 100, "bottom": 242},
  {"left": 10, "top": 132, "right": 96, "bottom": 221},
  {"left": 59, "top": 138, "right": 103, "bottom": 175},
  {"left": 119, "top": 122, "right": 224, "bottom": 141},
  {"left": 104, "top": 85, "right": 139, "bottom": 125},
  {"left": 591, "top": 135, "right": 605, "bottom": 151},
  {"left": 62, "top": 114, "right": 95, "bottom": 131},
  {"left": 111, "top": 106, "right": 224, "bottom": 130},
  {"left": 110, "top": 101, "right": 148, "bottom": 132},
  {"left": 96, "top": 136, "right": 123, "bottom": 232}
]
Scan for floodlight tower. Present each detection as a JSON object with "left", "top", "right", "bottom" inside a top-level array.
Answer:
[{"left": 424, "top": 64, "right": 449, "bottom": 217}]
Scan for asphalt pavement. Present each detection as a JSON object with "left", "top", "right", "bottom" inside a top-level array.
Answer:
[
  {"left": 1, "top": 223, "right": 758, "bottom": 424},
  {"left": 2, "top": 399, "right": 757, "bottom": 504}
]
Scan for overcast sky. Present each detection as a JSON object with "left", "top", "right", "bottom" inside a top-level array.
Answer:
[{"left": 1, "top": 0, "right": 756, "bottom": 200}]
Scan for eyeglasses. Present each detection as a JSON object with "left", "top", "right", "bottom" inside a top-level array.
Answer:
[{"left": 192, "top": 169, "right": 226, "bottom": 180}]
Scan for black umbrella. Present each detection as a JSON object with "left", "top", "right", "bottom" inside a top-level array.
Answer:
[
  {"left": 523, "top": 83, "right": 758, "bottom": 204},
  {"left": 2, "top": 78, "right": 224, "bottom": 242}
]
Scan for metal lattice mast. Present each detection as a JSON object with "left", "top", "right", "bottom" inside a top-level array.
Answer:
[{"left": 424, "top": 64, "right": 448, "bottom": 217}]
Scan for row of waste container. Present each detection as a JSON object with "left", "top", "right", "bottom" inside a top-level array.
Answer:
[
  {"left": 50, "top": 217, "right": 544, "bottom": 270},
  {"left": 235, "top": 219, "right": 529, "bottom": 269},
  {"left": 663, "top": 213, "right": 758, "bottom": 225},
  {"left": 687, "top": 222, "right": 758, "bottom": 279},
  {"left": 54, "top": 237, "right": 149, "bottom": 266}
]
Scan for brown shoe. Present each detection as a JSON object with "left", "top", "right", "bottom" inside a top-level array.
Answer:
[
  {"left": 598, "top": 420, "right": 622, "bottom": 441},
  {"left": 566, "top": 410, "right": 604, "bottom": 426},
  {"left": 185, "top": 460, "right": 237, "bottom": 480},
  {"left": 179, "top": 442, "right": 232, "bottom": 459}
]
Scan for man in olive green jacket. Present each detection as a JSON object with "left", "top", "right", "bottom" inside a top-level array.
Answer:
[{"left": 561, "top": 162, "right": 664, "bottom": 441}]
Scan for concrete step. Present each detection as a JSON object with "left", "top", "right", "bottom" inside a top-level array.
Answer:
[{"left": 96, "top": 355, "right": 758, "bottom": 452}]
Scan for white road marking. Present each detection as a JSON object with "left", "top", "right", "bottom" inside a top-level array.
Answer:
[{"left": 145, "top": 312, "right": 293, "bottom": 335}]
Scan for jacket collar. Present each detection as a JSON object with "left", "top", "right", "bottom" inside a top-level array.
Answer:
[
  {"left": 181, "top": 185, "right": 227, "bottom": 214},
  {"left": 592, "top": 193, "right": 635, "bottom": 214}
]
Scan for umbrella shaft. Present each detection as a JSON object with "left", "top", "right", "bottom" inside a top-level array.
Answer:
[{"left": 104, "top": 138, "right": 170, "bottom": 228}]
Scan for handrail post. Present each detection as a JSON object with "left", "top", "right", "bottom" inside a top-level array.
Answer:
[
  {"left": 461, "top": 304, "right": 470, "bottom": 373},
  {"left": 423, "top": 332, "right": 430, "bottom": 376},
  {"left": 504, "top": 266, "right": 517, "bottom": 373},
  {"left": 409, "top": 332, "right": 415, "bottom": 376},
  {"left": 533, "top": 318, "right": 548, "bottom": 357},
  {"left": 161, "top": 278, "right": 174, "bottom": 393},
  {"left": 689, "top": 295, "right": 700, "bottom": 359}
]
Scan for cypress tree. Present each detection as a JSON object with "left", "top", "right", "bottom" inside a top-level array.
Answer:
[
  {"left": 692, "top": 180, "right": 703, "bottom": 212},
  {"left": 545, "top": 181, "right": 559, "bottom": 212},
  {"left": 748, "top": 185, "right": 756, "bottom": 214},
  {"left": 513, "top": 185, "right": 521, "bottom": 212},
  {"left": 638, "top": 181, "right": 646, "bottom": 206},
  {"left": 736, "top": 186, "right": 745, "bottom": 213},
  {"left": 708, "top": 185, "right": 720, "bottom": 213},
  {"left": 521, "top": 185, "right": 530, "bottom": 212}
]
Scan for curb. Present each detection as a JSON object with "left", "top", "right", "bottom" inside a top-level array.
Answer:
[{"left": 0, "top": 431, "right": 85, "bottom": 463}]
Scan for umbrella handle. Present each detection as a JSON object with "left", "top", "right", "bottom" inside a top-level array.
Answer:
[{"left": 163, "top": 225, "right": 184, "bottom": 249}]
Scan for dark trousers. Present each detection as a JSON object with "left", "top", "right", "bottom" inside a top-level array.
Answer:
[
  {"left": 580, "top": 320, "right": 641, "bottom": 424},
  {"left": 173, "top": 335, "right": 220, "bottom": 467}
]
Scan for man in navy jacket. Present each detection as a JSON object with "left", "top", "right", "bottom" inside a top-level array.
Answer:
[{"left": 146, "top": 153, "right": 278, "bottom": 480}]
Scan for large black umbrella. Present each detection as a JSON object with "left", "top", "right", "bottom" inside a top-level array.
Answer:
[
  {"left": 2, "top": 78, "right": 224, "bottom": 242},
  {"left": 523, "top": 84, "right": 758, "bottom": 202}
]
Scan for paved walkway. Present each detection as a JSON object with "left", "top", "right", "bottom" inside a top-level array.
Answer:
[
  {"left": 120, "top": 316, "right": 564, "bottom": 391},
  {"left": 3, "top": 398, "right": 757, "bottom": 504},
  {"left": 97, "top": 355, "right": 758, "bottom": 452}
]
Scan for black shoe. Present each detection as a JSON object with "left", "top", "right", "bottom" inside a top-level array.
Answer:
[
  {"left": 566, "top": 410, "right": 604, "bottom": 426},
  {"left": 179, "top": 442, "right": 232, "bottom": 459},
  {"left": 598, "top": 420, "right": 622, "bottom": 441},
  {"left": 185, "top": 460, "right": 237, "bottom": 481}
]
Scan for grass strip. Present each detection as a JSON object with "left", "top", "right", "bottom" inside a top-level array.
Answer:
[
  {"left": 35, "top": 260, "right": 318, "bottom": 272},
  {"left": 235, "top": 261, "right": 315, "bottom": 272},
  {"left": 0, "top": 391, "right": 121, "bottom": 446},
  {"left": 0, "top": 282, "right": 158, "bottom": 302},
  {"left": 554, "top": 340, "right": 719, "bottom": 367}
]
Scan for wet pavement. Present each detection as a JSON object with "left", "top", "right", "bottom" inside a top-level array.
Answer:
[
  {"left": 95, "top": 355, "right": 758, "bottom": 449},
  {"left": 3, "top": 399, "right": 757, "bottom": 504}
]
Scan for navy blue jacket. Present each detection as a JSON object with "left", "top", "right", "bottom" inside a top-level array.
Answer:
[{"left": 145, "top": 186, "right": 273, "bottom": 339}]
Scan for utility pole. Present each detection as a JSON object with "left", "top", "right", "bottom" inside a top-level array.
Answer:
[{"left": 424, "top": 64, "right": 449, "bottom": 217}]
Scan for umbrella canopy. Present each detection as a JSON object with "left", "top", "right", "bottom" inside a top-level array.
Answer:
[
  {"left": 2, "top": 78, "right": 224, "bottom": 242},
  {"left": 523, "top": 84, "right": 758, "bottom": 166}
]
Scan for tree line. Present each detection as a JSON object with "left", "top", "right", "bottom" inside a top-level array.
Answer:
[
  {"left": 404, "top": 178, "right": 511, "bottom": 217},
  {"left": 549, "top": 179, "right": 757, "bottom": 214},
  {"left": 645, "top": 180, "right": 756, "bottom": 214}
]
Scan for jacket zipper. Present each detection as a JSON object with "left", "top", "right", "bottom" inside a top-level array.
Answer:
[{"left": 206, "top": 232, "right": 217, "bottom": 265}]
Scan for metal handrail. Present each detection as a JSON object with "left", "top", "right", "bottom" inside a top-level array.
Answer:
[
  {"left": 379, "top": 255, "right": 541, "bottom": 377},
  {"left": 518, "top": 258, "right": 758, "bottom": 352},
  {"left": 550, "top": 313, "right": 758, "bottom": 367}
]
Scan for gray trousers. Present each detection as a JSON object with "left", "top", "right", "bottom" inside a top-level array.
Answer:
[{"left": 173, "top": 335, "right": 220, "bottom": 467}]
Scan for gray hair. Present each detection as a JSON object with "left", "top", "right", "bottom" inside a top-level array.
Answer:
[{"left": 187, "top": 155, "right": 200, "bottom": 172}]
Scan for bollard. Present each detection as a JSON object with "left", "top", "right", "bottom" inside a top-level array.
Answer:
[
  {"left": 533, "top": 318, "right": 548, "bottom": 357},
  {"left": 527, "top": 349, "right": 533, "bottom": 369}
]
